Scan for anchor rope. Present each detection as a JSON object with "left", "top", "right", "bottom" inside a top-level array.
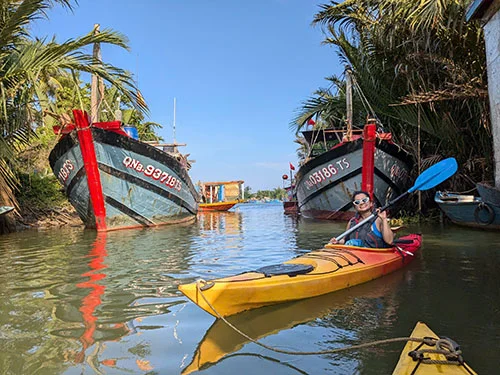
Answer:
[{"left": 196, "top": 280, "right": 430, "bottom": 356}]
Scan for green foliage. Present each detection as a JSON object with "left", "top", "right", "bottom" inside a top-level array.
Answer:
[
  {"left": 245, "top": 187, "right": 286, "bottom": 200},
  {"left": 0, "top": 1, "right": 148, "bottom": 208},
  {"left": 293, "top": 0, "right": 492, "bottom": 193},
  {"left": 16, "top": 173, "right": 68, "bottom": 209}
]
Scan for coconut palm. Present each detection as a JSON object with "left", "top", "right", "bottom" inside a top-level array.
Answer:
[
  {"left": 0, "top": 0, "right": 147, "bottom": 209},
  {"left": 293, "top": 0, "right": 491, "bottom": 187}
]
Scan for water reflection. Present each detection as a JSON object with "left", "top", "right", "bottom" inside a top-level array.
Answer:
[
  {"left": 0, "top": 204, "right": 499, "bottom": 374},
  {"left": 182, "top": 270, "right": 407, "bottom": 374}
]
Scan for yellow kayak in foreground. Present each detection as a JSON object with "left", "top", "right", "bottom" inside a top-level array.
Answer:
[
  {"left": 393, "top": 322, "right": 477, "bottom": 375},
  {"left": 179, "top": 234, "right": 421, "bottom": 317}
]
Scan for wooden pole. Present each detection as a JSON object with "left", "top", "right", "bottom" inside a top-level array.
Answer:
[
  {"left": 345, "top": 68, "right": 353, "bottom": 141},
  {"left": 90, "top": 24, "right": 102, "bottom": 123}
]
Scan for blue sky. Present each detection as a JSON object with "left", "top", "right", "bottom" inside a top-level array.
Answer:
[{"left": 32, "top": 0, "right": 342, "bottom": 191}]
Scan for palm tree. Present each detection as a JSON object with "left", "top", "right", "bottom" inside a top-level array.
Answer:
[
  {"left": 0, "top": 0, "right": 147, "bottom": 209},
  {"left": 293, "top": 0, "right": 491, "bottom": 187}
]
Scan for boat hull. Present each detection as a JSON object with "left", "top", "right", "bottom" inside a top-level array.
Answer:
[
  {"left": 392, "top": 322, "right": 477, "bottom": 374},
  {"left": 295, "top": 139, "right": 412, "bottom": 220},
  {"left": 49, "top": 127, "right": 198, "bottom": 231},
  {"left": 435, "top": 191, "right": 500, "bottom": 230},
  {"left": 199, "top": 201, "right": 238, "bottom": 212},
  {"left": 179, "top": 234, "right": 421, "bottom": 317}
]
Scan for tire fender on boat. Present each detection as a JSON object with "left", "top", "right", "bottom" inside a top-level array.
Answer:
[{"left": 474, "top": 202, "right": 495, "bottom": 225}]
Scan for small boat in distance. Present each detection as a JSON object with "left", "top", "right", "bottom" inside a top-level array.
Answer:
[
  {"left": 198, "top": 180, "right": 244, "bottom": 212},
  {"left": 392, "top": 322, "right": 477, "bottom": 374},
  {"left": 49, "top": 110, "right": 199, "bottom": 231}
]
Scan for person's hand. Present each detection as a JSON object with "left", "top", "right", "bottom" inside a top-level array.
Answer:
[
  {"left": 376, "top": 208, "right": 387, "bottom": 220},
  {"left": 329, "top": 237, "right": 339, "bottom": 244}
]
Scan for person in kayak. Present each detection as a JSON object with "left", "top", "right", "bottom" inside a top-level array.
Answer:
[{"left": 329, "top": 190, "right": 394, "bottom": 248}]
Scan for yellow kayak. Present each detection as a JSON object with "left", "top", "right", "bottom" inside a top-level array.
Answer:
[
  {"left": 392, "top": 322, "right": 477, "bottom": 374},
  {"left": 179, "top": 234, "right": 421, "bottom": 317}
]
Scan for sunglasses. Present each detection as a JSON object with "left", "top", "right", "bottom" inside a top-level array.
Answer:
[{"left": 353, "top": 197, "right": 370, "bottom": 206}]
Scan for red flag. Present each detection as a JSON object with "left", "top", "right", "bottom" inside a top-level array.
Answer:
[
  {"left": 289, "top": 162, "right": 295, "bottom": 171},
  {"left": 307, "top": 118, "right": 316, "bottom": 126}
]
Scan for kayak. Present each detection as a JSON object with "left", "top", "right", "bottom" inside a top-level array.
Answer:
[
  {"left": 182, "top": 271, "right": 406, "bottom": 374},
  {"left": 179, "top": 233, "right": 422, "bottom": 317},
  {"left": 393, "top": 322, "right": 477, "bottom": 374}
]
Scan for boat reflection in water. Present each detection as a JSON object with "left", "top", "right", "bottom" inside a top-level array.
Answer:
[
  {"left": 182, "top": 270, "right": 408, "bottom": 374},
  {"left": 48, "top": 224, "right": 198, "bottom": 372},
  {"left": 198, "top": 211, "right": 243, "bottom": 234}
]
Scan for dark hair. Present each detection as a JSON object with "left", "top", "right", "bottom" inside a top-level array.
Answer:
[{"left": 351, "top": 190, "right": 370, "bottom": 201}]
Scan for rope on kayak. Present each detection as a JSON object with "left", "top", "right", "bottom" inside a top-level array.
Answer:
[
  {"left": 407, "top": 338, "right": 476, "bottom": 375},
  {"left": 195, "top": 280, "right": 427, "bottom": 356}
]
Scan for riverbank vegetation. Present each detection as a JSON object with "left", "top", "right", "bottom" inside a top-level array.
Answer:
[
  {"left": 292, "top": 0, "right": 491, "bottom": 214},
  {"left": 0, "top": 0, "right": 494, "bottom": 232}
]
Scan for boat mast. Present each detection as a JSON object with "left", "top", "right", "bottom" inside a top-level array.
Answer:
[
  {"left": 90, "top": 24, "right": 103, "bottom": 124},
  {"left": 173, "top": 98, "right": 177, "bottom": 144},
  {"left": 345, "top": 68, "right": 353, "bottom": 141}
]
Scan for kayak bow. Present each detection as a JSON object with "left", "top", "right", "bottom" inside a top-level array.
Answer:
[
  {"left": 392, "top": 322, "right": 477, "bottom": 375},
  {"left": 179, "top": 234, "right": 422, "bottom": 317}
]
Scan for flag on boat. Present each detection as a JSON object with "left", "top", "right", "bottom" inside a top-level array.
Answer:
[
  {"left": 307, "top": 118, "right": 316, "bottom": 126},
  {"left": 289, "top": 162, "right": 295, "bottom": 171}
]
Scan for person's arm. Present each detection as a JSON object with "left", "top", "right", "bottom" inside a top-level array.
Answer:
[
  {"left": 329, "top": 221, "right": 350, "bottom": 244},
  {"left": 376, "top": 209, "right": 394, "bottom": 245}
]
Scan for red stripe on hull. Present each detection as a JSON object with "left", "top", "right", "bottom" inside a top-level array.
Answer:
[{"left": 73, "top": 110, "right": 107, "bottom": 231}]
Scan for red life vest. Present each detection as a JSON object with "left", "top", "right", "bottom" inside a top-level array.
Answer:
[{"left": 345, "top": 214, "right": 391, "bottom": 248}]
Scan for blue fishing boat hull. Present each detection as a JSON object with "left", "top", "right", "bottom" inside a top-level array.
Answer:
[
  {"left": 435, "top": 191, "right": 500, "bottom": 230},
  {"left": 49, "top": 127, "right": 198, "bottom": 231},
  {"left": 295, "top": 139, "right": 412, "bottom": 220}
]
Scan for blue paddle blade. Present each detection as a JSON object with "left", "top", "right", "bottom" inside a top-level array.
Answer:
[{"left": 409, "top": 157, "right": 458, "bottom": 193}]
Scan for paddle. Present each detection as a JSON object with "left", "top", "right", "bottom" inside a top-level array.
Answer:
[{"left": 334, "top": 157, "right": 458, "bottom": 243}]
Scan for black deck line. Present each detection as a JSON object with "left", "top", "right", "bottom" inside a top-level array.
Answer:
[{"left": 104, "top": 196, "right": 155, "bottom": 226}]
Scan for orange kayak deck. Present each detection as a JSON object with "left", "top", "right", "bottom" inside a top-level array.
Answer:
[{"left": 179, "top": 234, "right": 422, "bottom": 317}]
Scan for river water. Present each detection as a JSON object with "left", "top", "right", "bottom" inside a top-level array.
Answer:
[{"left": 0, "top": 202, "right": 498, "bottom": 374}]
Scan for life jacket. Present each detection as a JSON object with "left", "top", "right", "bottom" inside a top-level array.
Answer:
[{"left": 345, "top": 213, "right": 391, "bottom": 248}]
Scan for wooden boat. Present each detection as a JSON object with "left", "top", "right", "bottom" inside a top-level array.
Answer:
[
  {"left": 179, "top": 233, "right": 421, "bottom": 317},
  {"left": 283, "top": 184, "right": 298, "bottom": 214},
  {"left": 48, "top": 110, "right": 199, "bottom": 231},
  {"left": 295, "top": 70, "right": 412, "bottom": 221},
  {"left": 198, "top": 181, "right": 244, "bottom": 212},
  {"left": 199, "top": 201, "right": 240, "bottom": 212},
  {"left": 0, "top": 206, "right": 14, "bottom": 216},
  {"left": 477, "top": 182, "right": 500, "bottom": 206},
  {"left": 435, "top": 191, "right": 500, "bottom": 230},
  {"left": 392, "top": 322, "right": 477, "bottom": 374}
]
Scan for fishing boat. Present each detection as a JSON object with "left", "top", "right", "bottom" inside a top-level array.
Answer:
[
  {"left": 48, "top": 110, "right": 199, "bottom": 231},
  {"left": 0, "top": 206, "right": 14, "bottom": 216},
  {"left": 198, "top": 180, "right": 244, "bottom": 212},
  {"left": 178, "top": 233, "right": 421, "bottom": 317},
  {"left": 435, "top": 191, "right": 500, "bottom": 230},
  {"left": 295, "top": 70, "right": 412, "bottom": 220},
  {"left": 392, "top": 322, "right": 477, "bottom": 374},
  {"left": 283, "top": 185, "right": 299, "bottom": 214}
]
